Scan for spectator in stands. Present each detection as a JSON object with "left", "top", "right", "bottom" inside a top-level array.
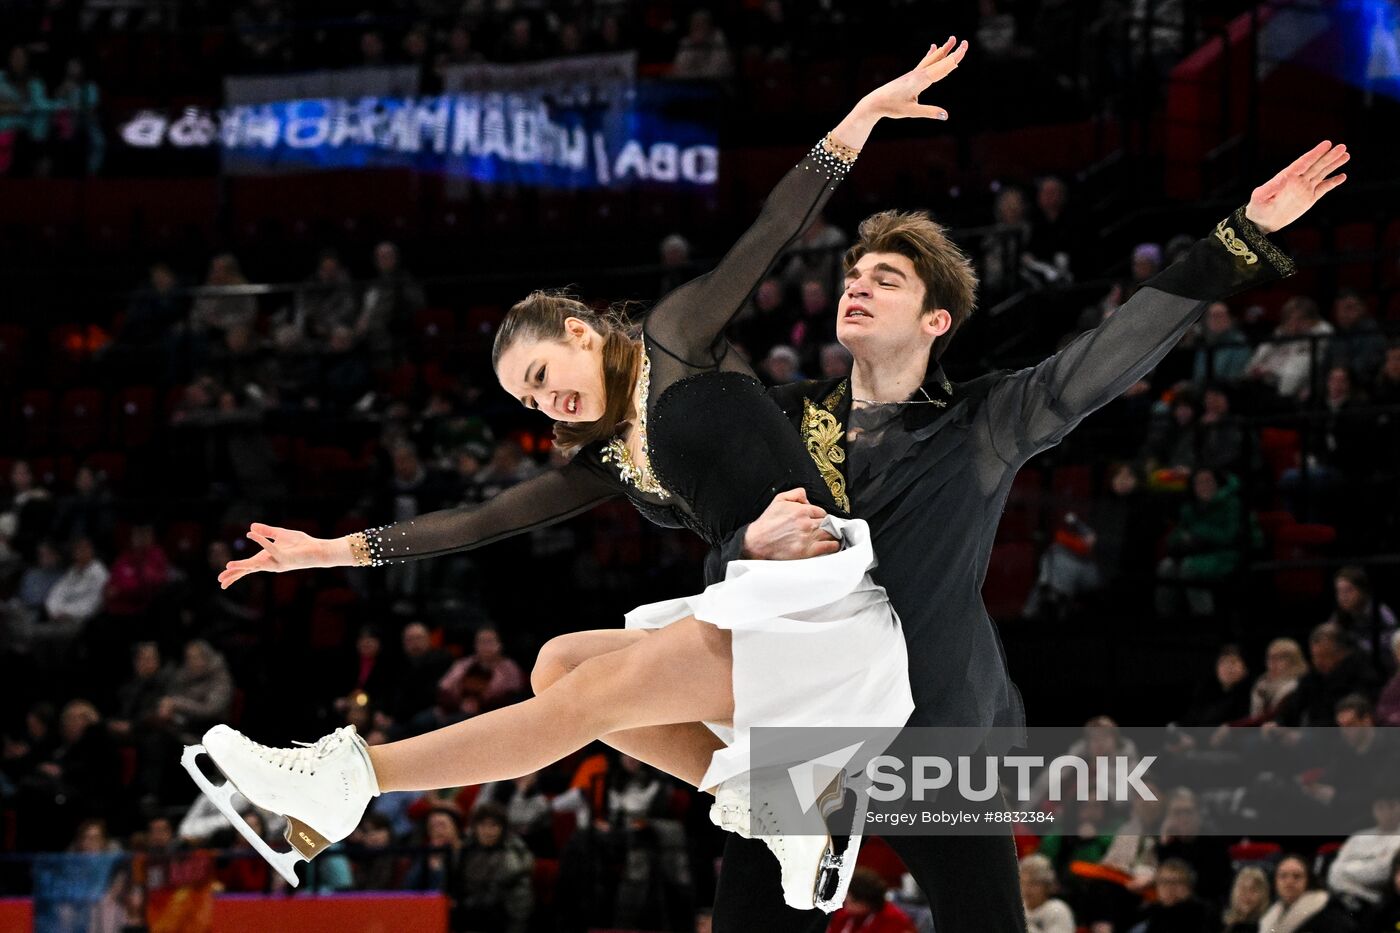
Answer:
[
  {"left": 1030, "top": 716, "right": 1140, "bottom": 811},
  {"left": 1260, "top": 855, "right": 1357, "bottom": 933},
  {"left": 404, "top": 804, "right": 462, "bottom": 890},
  {"left": 761, "top": 344, "right": 803, "bottom": 385},
  {"left": 1275, "top": 624, "right": 1380, "bottom": 727},
  {"left": 1311, "top": 696, "right": 1400, "bottom": 834},
  {"left": 1233, "top": 638, "right": 1309, "bottom": 728},
  {"left": 1198, "top": 385, "right": 1245, "bottom": 473},
  {"left": 351, "top": 811, "right": 398, "bottom": 891},
  {"left": 1095, "top": 462, "right": 1164, "bottom": 592},
  {"left": 114, "top": 262, "right": 187, "bottom": 375},
  {"left": 6, "top": 539, "right": 63, "bottom": 640},
  {"left": 1018, "top": 853, "right": 1075, "bottom": 933},
  {"left": 358, "top": 241, "right": 425, "bottom": 368},
  {"left": 789, "top": 277, "right": 837, "bottom": 361},
  {"left": 496, "top": 17, "right": 542, "bottom": 64},
  {"left": 1140, "top": 387, "right": 1201, "bottom": 475},
  {"left": 156, "top": 639, "right": 233, "bottom": 744},
  {"left": 321, "top": 324, "right": 374, "bottom": 411},
  {"left": 389, "top": 621, "right": 453, "bottom": 724},
  {"left": 110, "top": 641, "right": 171, "bottom": 797},
  {"left": 231, "top": 0, "right": 293, "bottom": 71},
  {"left": 1130, "top": 242, "right": 1164, "bottom": 288},
  {"left": 472, "top": 770, "right": 553, "bottom": 854},
  {"left": 658, "top": 233, "right": 693, "bottom": 297},
  {"left": 732, "top": 277, "right": 790, "bottom": 357},
  {"left": 442, "top": 23, "right": 484, "bottom": 66},
  {"left": 51, "top": 464, "right": 115, "bottom": 551},
  {"left": 0, "top": 45, "right": 50, "bottom": 175},
  {"left": 1326, "top": 290, "right": 1387, "bottom": 384},
  {"left": 1022, "top": 510, "right": 1101, "bottom": 622},
  {"left": 826, "top": 867, "right": 916, "bottom": 932},
  {"left": 20, "top": 700, "right": 118, "bottom": 851},
  {"left": 439, "top": 626, "right": 525, "bottom": 715},
  {"left": 1328, "top": 782, "right": 1400, "bottom": 918},
  {"left": 359, "top": 30, "right": 388, "bottom": 67},
  {"left": 1179, "top": 644, "right": 1252, "bottom": 728},
  {"left": 103, "top": 523, "right": 172, "bottom": 618},
  {"left": 1026, "top": 175, "right": 1078, "bottom": 280},
  {"left": 1128, "top": 858, "right": 1219, "bottom": 933},
  {"left": 453, "top": 802, "right": 535, "bottom": 933},
  {"left": 39, "top": 535, "right": 108, "bottom": 655},
  {"left": 1245, "top": 295, "right": 1333, "bottom": 400},
  {"left": 289, "top": 249, "right": 359, "bottom": 350},
  {"left": 819, "top": 342, "right": 852, "bottom": 379},
  {"left": 1, "top": 459, "right": 55, "bottom": 559},
  {"left": 335, "top": 626, "right": 395, "bottom": 715},
  {"left": 1222, "top": 865, "right": 1270, "bottom": 933},
  {"left": 1327, "top": 567, "right": 1398, "bottom": 672},
  {"left": 1378, "top": 633, "right": 1400, "bottom": 726},
  {"left": 190, "top": 253, "right": 258, "bottom": 343},
  {"left": 50, "top": 58, "right": 103, "bottom": 176},
  {"left": 672, "top": 9, "right": 734, "bottom": 79},
  {"left": 981, "top": 187, "right": 1032, "bottom": 300},
  {"left": 475, "top": 440, "right": 539, "bottom": 498},
  {"left": 1192, "top": 303, "right": 1253, "bottom": 385},
  {"left": 779, "top": 212, "right": 847, "bottom": 297},
  {"left": 1155, "top": 468, "right": 1246, "bottom": 617},
  {"left": 1038, "top": 796, "right": 1117, "bottom": 875},
  {"left": 1153, "top": 788, "right": 1234, "bottom": 906},
  {"left": 217, "top": 808, "right": 272, "bottom": 893},
  {"left": 1373, "top": 341, "right": 1400, "bottom": 404},
  {"left": 1366, "top": 852, "right": 1400, "bottom": 932}
]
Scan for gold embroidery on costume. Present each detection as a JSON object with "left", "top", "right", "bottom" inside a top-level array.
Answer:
[
  {"left": 602, "top": 354, "right": 670, "bottom": 498},
  {"left": 1213, "top": 219, "right": 1259, "bottom": 265},
  {"left": 803, "top": 396, "right": 850, "bottom": 512}
]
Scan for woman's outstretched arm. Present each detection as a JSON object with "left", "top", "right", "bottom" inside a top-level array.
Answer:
[
  {"left": 218, "top": 455, "right": 620, "bottom": 588},
  {"left": 644, "top": 37, "right": 969, "bottom": 366}
]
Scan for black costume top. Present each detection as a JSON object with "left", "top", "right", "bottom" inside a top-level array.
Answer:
[
  {"left": 353, "top": 138, "right": 853, "bottom": 567},
  {"left": 709, "top": 208, "right": 1296, "bottom": 740}
]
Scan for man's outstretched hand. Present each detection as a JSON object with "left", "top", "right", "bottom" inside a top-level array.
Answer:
[{"left": 1245, "top": 141, "right": 1349, "bottom": 235}]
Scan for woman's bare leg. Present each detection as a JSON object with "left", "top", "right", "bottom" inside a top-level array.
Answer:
[
  {"left": 368, "top": 618, "right": 733, "bottom": 793},
  {"left": 531, "top": 629, "right": 726, "bottom": 788}
]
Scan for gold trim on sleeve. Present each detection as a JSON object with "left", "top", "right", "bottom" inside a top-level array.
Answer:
[
  {"left": 1213, "top": 218, "right": 1259, "bottom": 266},
  {"left": 802, "top": 397, "right": 850, "bottom": 512}
]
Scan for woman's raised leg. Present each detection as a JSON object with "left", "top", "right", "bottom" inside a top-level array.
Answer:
[
  {"left": 531, "top": 629, "right": 727, "bottom": 788},
  {"left": 368, "top": 617, "right": 733, "bottom": 793}
]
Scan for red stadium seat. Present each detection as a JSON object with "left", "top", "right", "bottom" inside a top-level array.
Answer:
[
  {"left": 115, "top": 386, "right": 158, "bottom": 449},
  {"left": 983, "top": 541, "right": 1037, "bottom": 620},
  {"left": 18, "top": 389, "right": 54, "bottom": 450},
  {"left": 84, "top": 451, "right": 127, "bottom": 488},
  {"left": 164, "top": 520, "right": 205, "bottom": 563},
  {"left": 1258, "top": 428, "right": 1300, "bottom": 482},
  {"left": 308, "top": 587, "right": 358, "bottom": 650},
  {"left": 1334, "top": 220, "right": 1378, "bottom": 290},
  {"left": 532, "top": 857, "right": 560, "bottom": 908},
  {"left": 1050, "top": 464, "right": 1094, "bottom": 503},
  {"left": 58, "top": 387, "right": 106, "bottom": 451},
  {"left": 1229, "top": 840, "right": 1281, "bottom": 865}
]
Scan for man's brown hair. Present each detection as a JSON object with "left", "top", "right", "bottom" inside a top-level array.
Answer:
[{"left": 844, "top": 209, "right": 978, "bottom": 361}]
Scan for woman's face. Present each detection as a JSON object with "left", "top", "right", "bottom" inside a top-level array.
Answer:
[
  {"left": 1266, "top": 644, "right": 1293, "bottom": 678},
  {"left": 1234, "top": 878, "right": 1265, "bottom": 913},
  {"left": 76, "top": 823, "right": 105, "bottom": 852},
  {"left": 1019, "top": 870, "right": 1048, "bottom": 907},
  {"left": 1275, "top": 858, "right": 1308, "bottom": 904},
  {"left": 1193, "top": 470, "right": 1218, "bottom": 502},
  {"left": 496, "top": 319, "right": 608, "bottom": 423},
  {"left": 426, "top": 813, "right": 458, "bottom": 847},
  {"left": 1335, "top": 577, "right": 1361, "bottom": 613},
  {"left": 473, "top": 818, "right": 503, "bottom": 847}
]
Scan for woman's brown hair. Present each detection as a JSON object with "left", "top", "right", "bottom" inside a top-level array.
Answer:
[{"left": 492, "top": 290, "right": 641, "bottom": 453}]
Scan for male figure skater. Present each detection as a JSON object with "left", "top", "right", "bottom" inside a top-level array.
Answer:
[{"left": 707, "top": 142, "right": 1347, "bottom": 931}]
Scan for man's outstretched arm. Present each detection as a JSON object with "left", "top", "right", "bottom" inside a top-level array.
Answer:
[{"left": 986, "top": 141, "right": 1348, "bottom": 465}]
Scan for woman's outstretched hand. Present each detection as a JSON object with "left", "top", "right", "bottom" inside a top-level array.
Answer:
[
  {"left": 861, "top": 37, "right": 969, "bottom": 121},
  {"left": 1245, "top": 141, "right": 1349, "bottom": 234},
  {"left": 218, "top": 523, "right": 341, "bottom": 589}
]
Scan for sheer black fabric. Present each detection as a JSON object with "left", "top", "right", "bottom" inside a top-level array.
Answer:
[{"left": 360, "top": 142, "right": 849, "bottom": 563}]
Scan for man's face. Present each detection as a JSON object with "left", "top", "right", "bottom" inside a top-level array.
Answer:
[
  {"left": 1155, "top": 868, "right": 1192, "bottom": 906},
  {"left": 1337, "top": 708, "right": 1373, "bottom": 749},
  {"left": 1310, "top": 637, "right": 1340, "bottom": 673},
  {"left": 1334, "top": 295, "right": 1365, "bottom": 329},
  {"left": 1205, "top": 303, "right": 1232, "bottom": 336},
  {"left": 837, "top": 252, "right": 942, "bottom": 361},
  {"left": 403, "top": 624, "right": 430, "bottom": 657},
  {"left": 147, "top": 818, "right": 174, "bottom": 850},
  {"left": 1383, "top": 347, "right": 1400, "bottom": 380}
]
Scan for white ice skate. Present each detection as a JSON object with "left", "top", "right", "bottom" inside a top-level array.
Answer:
[
  {"left": 182, "top": 724, "right": 380, "bottom": 887},
  {"left": 709, "top": 768, "right": 866, "bottom": 912}
]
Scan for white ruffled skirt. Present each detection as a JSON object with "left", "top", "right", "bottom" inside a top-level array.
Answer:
[{"left": 624, "top": 515, "right": 915, "bottom": 790}]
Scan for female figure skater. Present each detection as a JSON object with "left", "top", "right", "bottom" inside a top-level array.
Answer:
[{"left": 187, "top": 38, "right": 969, "bottom": 911}]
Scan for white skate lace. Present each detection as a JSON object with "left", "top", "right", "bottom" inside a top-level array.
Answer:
[{"left": 243, "top": 728, "right": 351, "bottom": 776}]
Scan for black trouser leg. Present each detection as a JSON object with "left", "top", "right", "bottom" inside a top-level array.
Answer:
[
  {"left": 711, "top": 834, "right": 827, "bottom": 933},
  {"left": 884, "top": 826, "right": 1027, "bottom": 933}
]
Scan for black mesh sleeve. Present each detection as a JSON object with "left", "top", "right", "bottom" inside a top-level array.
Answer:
[
  {"left": 985, "top": 207, "right": 1295, "bottom": 464},
  {"left": 355, "top": 453, "right": 619, "bottom": 565}
]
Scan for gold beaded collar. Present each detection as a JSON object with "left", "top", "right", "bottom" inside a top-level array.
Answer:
[{"left": 601, "top": 353, "right": 670, "bottom": 498}]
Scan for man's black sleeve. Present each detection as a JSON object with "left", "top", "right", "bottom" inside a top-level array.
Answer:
[{"left": 985, "top": 206, "right": 1295, "bottom": 466}]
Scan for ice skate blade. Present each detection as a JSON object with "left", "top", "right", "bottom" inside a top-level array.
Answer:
[{"left": 181, "top": 744, "right": 305, "bottom": 887}]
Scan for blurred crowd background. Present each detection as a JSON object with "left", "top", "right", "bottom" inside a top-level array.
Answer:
[{"left": 3, "top": 1, "right": 1400, "bottom": 932}]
